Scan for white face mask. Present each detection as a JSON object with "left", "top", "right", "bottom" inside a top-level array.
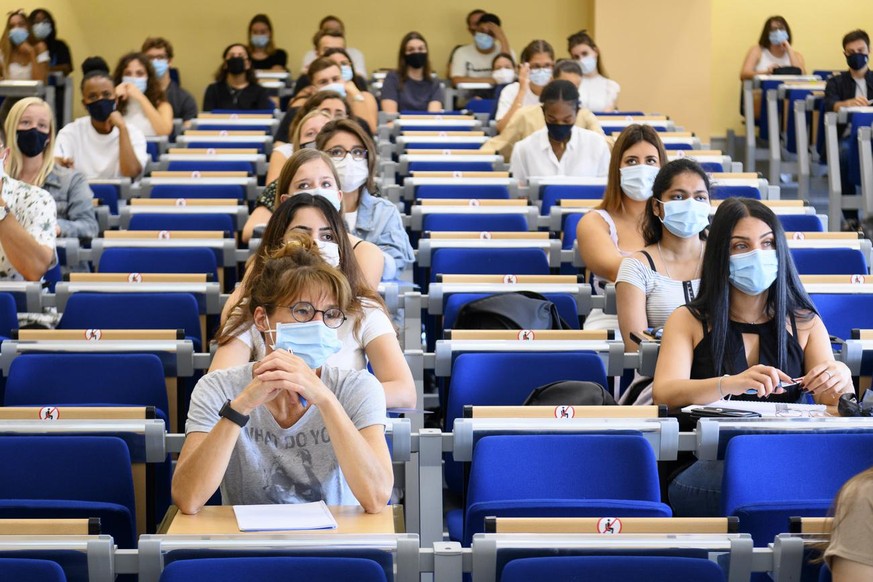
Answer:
[
  {"left": 579, "top": 55, "right": 598, "bottom": 75},
  {"left": 619, "top": 165, "right": 660, "bottom": 201},
  {"left": 295, "top": 188, "right": 342, "bottom": 211},
  {"left": 315, "top": 239, "right": 341, "bottom": 267},
  {"left": 332, "top": 154, "right": 369, "bottom": 192},
  {"left": 491, "top": 67, "right": 515, "bottom": 85}
]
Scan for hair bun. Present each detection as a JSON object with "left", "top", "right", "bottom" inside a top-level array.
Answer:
[{"left": 81, "top": 56, "right": 110, "bottom": 76}]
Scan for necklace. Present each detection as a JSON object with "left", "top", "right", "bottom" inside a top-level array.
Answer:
[
  {"left": 656, "top": 241, "right": 704, "bottom": 280},
  {"left": 729, "top": 311, "right": 769, "bottom": 325}
]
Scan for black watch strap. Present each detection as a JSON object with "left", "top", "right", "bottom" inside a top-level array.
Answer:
[{"left": 219, "top": 399, "right": 249, "bottom": 427}]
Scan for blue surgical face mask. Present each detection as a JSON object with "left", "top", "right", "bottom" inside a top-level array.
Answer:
[
  {"left": 320, "top": 82, "right": 347, "bottom": 98},
  {"left": 294, "top": 187, "right": 342, "bottom": 211},
  {"left": 620, "top": 165, "right": 660, "bottom": 201},
  {"left": 656, "top": 198, "right": 710, "bottom": 238},
  {"left": 729, "top": 249, "right": 779, "bottom": 296},
  {"left": 579, "top": 55, "right": 598, "bottom": 75},
  {"left": 474, "top": 32, "right": 495, "bottom": 51},
  {"left": 769, "top": 29, "right": 789, "bottom": 46},
  {"left": 123, "top": 76, "right": 148, "bottom": 93},
  {"left": 250, "top": 34, "right": 270, "bottom": 48},
  {"left": 268, "top": 319, "right": 343, "bottom": 369},
  {"left": 528, "top": 67, "right": 552, "bottom": 87},
  {"left": 8, "top": 27, "right": 29, "bottom": 46},
  {"left": 32, "top": 21, "right": 52, "bottom": 40},
  {"left": 340, "top": 65, "right": 354, "bottom": 82},
  {"left": 151, "top": 58, "right": 169, "bottom": 78}
]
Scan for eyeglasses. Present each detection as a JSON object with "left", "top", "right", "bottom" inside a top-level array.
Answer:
[
  {"left": 280, "top": 302, "right": 346, "bottom": 328},
  {"left": 325, "top": 146, "right": 367, "bottom": 161}
]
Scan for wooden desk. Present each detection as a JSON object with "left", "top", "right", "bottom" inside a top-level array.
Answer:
[{"left": 159, "top": 505, "right": 403, "bottom": 535}]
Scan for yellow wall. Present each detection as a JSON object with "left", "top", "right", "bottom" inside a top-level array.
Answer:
[
  {"left": 710, "top": 0, "right": 870, "bottom": 137},
  {"left": 34, "top": 0, "right": 592, "bottom": 117},
  {"left": 594, "top": 0, "right": 713, "bottom": 141}
]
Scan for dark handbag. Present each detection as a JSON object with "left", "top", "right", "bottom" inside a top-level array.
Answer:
[
  {"left": 453, "top": 291, "right": 571, "bottom": 330},
  {"left": 524, "top": 380, "right": 616, "bottom": 406}
]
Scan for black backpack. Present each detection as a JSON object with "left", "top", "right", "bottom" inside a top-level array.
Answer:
[
  {"left": 453, "top": 292, "right": 572, "bottom": 330},
  {"left": 524, "top": 380, "right": 617, "bottom": 406}
]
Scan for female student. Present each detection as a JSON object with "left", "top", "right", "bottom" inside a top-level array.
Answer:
[
  {"left": 265, "top": 109, "right": 332, "bottom": 185},
  {"left": 202, "top": 44, "right": 273, "bottom": 112},
  {"left": 567, "top": 29, "right": 620, "bottom": 112},
  {"left": 653, "top": 197, "right": 853, "bottom": 515},
  {"left": 173, "top": 234, "right": 393, "bottom": 513},
  {"left": 576, "top": 124, "right": 667, "bottom": 330},
  {"left": 247, "top": 13, "right": 288, "bottom": 71},
  {"left": 380, "top": 32, "right": 444, "bottom": 113},
  {"left": 740, "top": 15, "right": 806, "bottom": 80},
  {"left": 291, "top": 57, "right": 377, "bottom": 133},
  {"left": 824, "top": 467, "right": 873, "bottom": 581},
  {"left": 495, "top": 40, "right": 555, "bottom": 132},
  {"left": 112, "top": 52, "right": 173, "bottom": 137},
  {"left": 0, "top": 10, "right": 47, "bottom": 81}
]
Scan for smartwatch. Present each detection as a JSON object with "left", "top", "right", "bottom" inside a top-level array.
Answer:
[{"left": 219, "top": 399, "right": 249, "bottom": 428}]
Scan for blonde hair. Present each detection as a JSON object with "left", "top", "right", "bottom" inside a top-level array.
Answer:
[
  {"left": 4, "top": 97, "right": 56, "bottom": 186},
  {"left": 292, "top": 109, "right": 332, "bottom": 151}
]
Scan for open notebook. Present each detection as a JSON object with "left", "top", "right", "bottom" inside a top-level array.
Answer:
[
  {"left": 682, "top": 399, "right": 827, "bottom": 418},
  {"left": 233, "top": 501, "right": 338, "bottom": 532}
]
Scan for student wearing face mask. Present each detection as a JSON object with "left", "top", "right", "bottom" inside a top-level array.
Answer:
[
  {"left": 174, "top": 232, "right": 394, "bottom": 514},
  {"left": 510, "top": 80, "right": 609, "bottom": 185},
  {"left": 615, "top": 160, "right": 710, "bottom": 405},
  {"left": 203, "top": 44, "right": 272, "bottom": 112},
  {"left": 449, "top": 12, "right": 512, "bottom": 87},
  {"left": 27, "top": 9, "right": 70, "bottom": 76},
  {"left": 317, "top": 120, "right": 414, "bottom": 279},
  {"left": 141, "top": 37, "right": 198, "bottom": 124},
  {"left": 740, "top": 16, "right": 806, "bottom": 80},
  {"left": 824, "top": 29, "right": 873, "bottom": 207},
  {"left": 212, "top": 189, "right": 414, "bottom": 409},
  {"left": 576, "top": 125, "right": 666, "bottom": 331},
  {"left": 55, "top": 58, "right": 148, "bottom": 179},
  {"left": 490, "top": 53, "right": 516, "bottom": 88},
  {"left": 1, "top": 9, "right": 48, "bottom": 82},
  {"left": 300, "top": 16, "right": 367, "bottom": 77},
  {"left": 247, "top": 13, "right": 288, "bottom": 72},
  {"left": 567, "top": 30, "right": 619, "bottom": 113},
  {"left": 291, "top": 57, "right": 376, "bottom": 133},
  {"left": 265, "top": 109, "right": 332, "bottom": 185},
  {"left": 0, "top": 114, "right": 56, "bottom": 282},
  {"left": 381, "top": 32, "right": 444, "bottom": 113},
  {"left": 4, "top": 97, "right": 96, "bottom": 243},
  {"left": 495, "top": 40, "right": 554, "bottom": 133},
  {"left": 654, "top": 198, "right": 853, "bottom": 516},
  {"left": 112, "top": 52, "right": 172, "bottom": 137},
  {"left": 482, "top": 59, "right": 603, "bottom": 161}
]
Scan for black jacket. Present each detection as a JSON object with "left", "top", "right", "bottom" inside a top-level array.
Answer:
[{"left": 824, "top": 70, "right": 873, "bottom": 114}]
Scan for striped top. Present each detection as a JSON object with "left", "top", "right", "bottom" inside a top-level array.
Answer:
[{"left": 616, "top": 254, "right": 701, "bottom": 330}]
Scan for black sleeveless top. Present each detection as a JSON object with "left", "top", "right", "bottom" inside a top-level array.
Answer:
[{"left": 690, "top": 315, "right": 805, "bottom": 403}]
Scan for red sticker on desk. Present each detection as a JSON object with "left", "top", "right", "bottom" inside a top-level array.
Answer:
[
  {"left": 597, "top": 517, "right": 622, "bottom": 534},
  {"left": 480, "top": 231, "right": 492, "bottom": 240},
  {"left": 852, "top": 275, "right": 866, "bottom": 284},
  {"left": 84, "top": 329, "right": 102, "bottom": 341},
  {"left": 555, "top": 405, "right": 575, "bottom": 419},
  {"left": 175, "top": 198, "right": 187, "bottom": 207},
  {"left": 191, "top": 171, "right": 201, "bottom": 178},
  {"left": 468, "top": 199, "right": 480, "bottom": 207},
  {"left": 38, "top": 407, "right": 59, "bottom": 420},
  {"left": 518, "top": 330, "right": 535, "bottom": 341},
  {"left": 792, "top": 232, "right": 805, "bottom": 240},
  {"left": 503, "top": 274, "right": 518, "bottom": 284},
  {"left": 128, "top": 272, "right": 143, "bottom": 283},
  {"left": 158, "top": 230, "right": 171, "bottom": 240}
]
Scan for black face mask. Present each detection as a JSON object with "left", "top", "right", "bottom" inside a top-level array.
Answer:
[
  {"left": 226, "top": 56, "right": 247, "bottom": 75},
  {"left": 86, "top": 98, "right": 116, "bottom": 122},
  {"left": 546, "top": 122, "right": 573, "bottom": 143},
  {"left": 846, "top": 53, "right": 869, "bottom": 71},
  {"left": 17, "top": 128, "right": 50, "bottom": 157},
  {"left": 405, "top": 52, "right": 428, "bottom": 69}
]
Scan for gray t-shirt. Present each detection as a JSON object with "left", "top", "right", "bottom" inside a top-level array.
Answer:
[{"left": 186, "top": 363, "right": 387, "bottom": 506}]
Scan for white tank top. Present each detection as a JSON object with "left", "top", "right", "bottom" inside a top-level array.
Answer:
[
  {"left": 123, "top": 99, "right": 157, "bottom": 137},
  {"left": 584, "top": 209, "right": 631, "bottom": 332},
  {"left": 755, "top": 48, "right": 791, "bottom": 73}
]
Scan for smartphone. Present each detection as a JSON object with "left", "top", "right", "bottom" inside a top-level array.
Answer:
[{"left": 691, "top": 407, "right": 762, "bottom": 418}]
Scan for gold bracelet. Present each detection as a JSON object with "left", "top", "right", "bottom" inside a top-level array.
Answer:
[{"left": 717, "top": 374, "right": 730, "bottom": 399}]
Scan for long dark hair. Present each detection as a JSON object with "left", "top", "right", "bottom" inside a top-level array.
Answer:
[
  {"left": 397, "top": 31, "right": 433, "bottom": 88},
  {"left": 112, "top": 52, "right": 166, "bottom": 114},
  {"left": 214, "top": 43, "right": 258, "bottom": 85},
  {"left": 28, "top": 9, "right": 57, "bottom": 42},
  {"left": 758, "top": 16, "right": 792, "bottom": 48},
  {"left": 567, "top": 29, "right": 607, "bottom": 76},
  {"left": 641, "top": 158, "right": 710, "bottom": 245},
  {"left": 247, "top": 13, "right": 276, "bottom": 55},
  {"left": 686, "top": 197, "right": 817, "bottom": 375}
]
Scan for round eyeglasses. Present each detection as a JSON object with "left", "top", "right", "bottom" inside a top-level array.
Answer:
[
  {"left": 326, "top": 146, "right": 367, "bottom": 161},
  {"left": 281, "top": 302, "right": 346, "bottom": 328}
]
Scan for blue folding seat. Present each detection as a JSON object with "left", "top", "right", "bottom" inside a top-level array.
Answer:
[
  {"left": 540, "top": 184, "right": 605, "bottom": 216},
  {"left": 415, "top": 184, "right": 509, "bottom": 200},
  {"left": 423, "top": 213, "right": 528, "bottom": 232},
  {"left": 128, "top": 213, "right": 235, "bottom": 234},
  {"left": 159, "top": 556, "right": 387, "bottom": 582},
  {"left": 0, "top": 558, "right": 67, "bottom": 582},
  {"left": 430, "top": 248, "right": 549, "bottom": 282},
  {"left": 501, "top": 556, "right": 724, "bottom": 582},
  {"left": 790, "top": 248, "right": 867, "bottom": 275},
  {"left": 777, "top": 214, "right": 824, "bottom": 232},
  {"left": 98, "top": 247, "right": 219, "bottom": 285}
]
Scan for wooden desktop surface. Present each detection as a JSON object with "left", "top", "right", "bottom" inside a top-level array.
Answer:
[{"left": 159, "top": 504, "right": 403, "bottom": 535}]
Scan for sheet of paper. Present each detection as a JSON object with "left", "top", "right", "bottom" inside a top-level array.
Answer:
[
  {"left": 682, "top": 399, "right": 827, "bottom": 417},
  {"left": 233, "top": 501, "right": 338, "bottom": 532}
]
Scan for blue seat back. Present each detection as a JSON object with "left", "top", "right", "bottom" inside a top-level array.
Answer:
[
  {"left": 0, "top": 436, "right": 136, "bottom": 548},
  {"left": 811, "top": 293, "right": 873, "bottom": 342},
  {"left": 0, "top": 293, "right": 18, "bottom": 340},
  {"left": 848, "top": 112, "right": 873, "bottom": 187},
  {"left": 184, "top": 141, "right": 266, "bottom": 153},
  {"left": 415, "top": 184, "right": 509, "bottom": 200},
  {"left": 722, "top": 433, "right": 873, "bottom": 545},
  {"left": 790, "top": 248, "right": 867, "bottom": 275},
  {"left": 128, "top": 213, "right": 235, "bottom": 234},
  {"left": 501, "top": 556, "right": 724, "bottom": 582},
  {"left": 88, "top": 183, "right": 119, "bottom": 215},
  {"left": 405, "top": 142, "right": 481, "bottom": 150},
  {"left": 166, "top": 161, "right": 255, "bottom": 175},
  {"left": 777, "top": 214, "right": 823, "bottom": 232},
  {"left": 58, "top": 292, "right": 202, "bottom": 351},
  {"left": 430, "top": 248, "right": 549, "bottom": 281},
  {"left": 541, "top": 184, "right": 605, "bottom": 216},
  {"left": 98, "top": 247, "right": 219, "bottom": 285},
  {"left": 0, "top": 557, "right": 67, "bottom": 582},
  {"left": 423, "top": 213, "right": 528, "bottom": 232},
  {"left": 161, "top": 554, "right": 390, "bottom": 582},
  {"left": 149, "top": 185, "right": 245, "bottom": 200},
  {"left": 146, "top": 141, "right": 161, "bottom": 162},
  {"left": 407, "top": 161, "right": 494, "bottom": 174},
  {"left": 443, "top": 292, "right": 579, "bottom": 330},
  {"left": 711, "top": 185, "right": 761, "bottom": 200}
]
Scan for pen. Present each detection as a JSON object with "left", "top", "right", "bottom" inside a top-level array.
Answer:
[{"left": 743, "top": 378, "right": 803, "bottom": 395}]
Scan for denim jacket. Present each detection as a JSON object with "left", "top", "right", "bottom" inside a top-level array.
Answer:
[{"left": 351, "top": 188, "right": 414, "bottom": 274}]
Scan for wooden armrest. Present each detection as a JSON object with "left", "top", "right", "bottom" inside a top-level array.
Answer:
[
  {"left": 16, "top": 329, "right": 183, "bottom": 340},
  {"left": 468, "top": 405, "right": 662, "bottom": 419},
  {"left": 440, "top": 275, "right": 579, "bottom": 283},
  {"left": 68, "top": 273, "right": 209, "bottom": 283},
  {"left": 149, "top": 171, "right": 249, "bottom": 178},
  {"left": 0, "top": 518, "right": 100, "bottom": 535},
  {"left": 427, "top": 231, "right": 549, "bottom": 240},
  {"left": 448, "top": 329, "right": 610, "bottom": 341},
  {"left": 102, "top": 230, "right": 225, "bottom": 239},
  {"left": 0, "top": 406, "right": 153, "bottom": 420},
  {"left": 487, "top": 516, "right": 737, "bottom": 534},
  {"left": 130, "top": 199, "right": 241, "bottom": 207}
]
